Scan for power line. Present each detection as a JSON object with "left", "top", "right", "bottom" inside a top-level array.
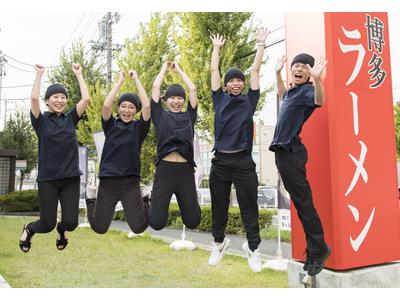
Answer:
[
  {"left": 4, "top": 54, "right": 34, "bottom": 67},
  {"left": 1, "top": 83, "right": 34, "bottom": 89},
  {"left": 5, "top": 62, "right": 35, "bottom": 73}
]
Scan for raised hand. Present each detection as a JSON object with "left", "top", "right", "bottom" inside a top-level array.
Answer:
[
  {"left": 72, "top": 63, "right": 82, "bottom": 76},
  {"left": 128, "top": 70, "right": 138, "bottom": 81},
  {"left": 307, "top": 56, "right": 328, "bottom": 80},
  {"left": 275, "top": 55, "right": 287, "bottom": 74},
  {"left": 117, "top": 70, "right": 125, "bottom": 83},
  {"left": 210, "top": 33, "right": 225, "bottom": 49},
  {"left": 34, "top": 64, "right": 45, "bottom": 75},
  {"left": 171, "top": 61, "right": 182, "bottom": 72},
  {"left": 255, "top": 27, "right": 270, "bottom": 44}
]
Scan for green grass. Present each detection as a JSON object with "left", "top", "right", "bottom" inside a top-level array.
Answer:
[
  {"left": 0, "top": 216, "right": 287, "bottom": 288},
  {"left": 260, "top": 226, "right": 292, "bottom": 243}
]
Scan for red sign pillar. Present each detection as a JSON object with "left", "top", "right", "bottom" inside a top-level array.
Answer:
[{"left": 285, "top": 12, "right": 400, "bottom": 270}]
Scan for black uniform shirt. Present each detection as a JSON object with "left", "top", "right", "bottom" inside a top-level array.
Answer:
[
  {"left": 212, "top": 87, "right": 260, "bottom": 153},
  {"left": 99, "top": 114, "right": 150, "bottom": 178},
  {"left": 151, "top": 99, "right": 197, "bottom": 167},
  {"left": 269, "top": 82, "right": 320, "bottom": 152},
  {"left": 30, "top": 106, "right": 82, "bottom": 181}
]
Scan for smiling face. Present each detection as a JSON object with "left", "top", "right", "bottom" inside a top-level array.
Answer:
[
  {"left": 291, "top": 63, "right": 310, "bottom": 85},
  {"left": 118, "top": 101, "right": 137, "bottom": 123},
  {"left": 46, "top": 93, "right": 68, "bottom": 114},
  {"left": 226, "top": 78, "right": 245, "bottom": 96},
  {"left": 165, "top": 96, "right": 185, "bottom": 113}
]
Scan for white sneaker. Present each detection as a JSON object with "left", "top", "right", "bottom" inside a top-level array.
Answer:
[
  {"left": 208, "top": 237, "right": 231, "bottom": 266},
  {"left": 242, "top": 242, "right": 262, "bottom": 273}
]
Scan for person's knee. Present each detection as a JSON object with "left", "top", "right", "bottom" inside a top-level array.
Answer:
[
  {"left": 62, "top": 220, "right": 78, "bottom": 232},
  {"left": 184, "top": 212, "right": 201, "bottom": 230},
  {"left": 40, "top": 220, "right": 57, "bottom": 233},
  {"left": 131, "top": 224, "right": 148, "bottom": 234},
  {"left": 92, "top": 225, "right": 109, "bottom": 234},
  {"left": 149, "top": 219, "right": 167, "bottom": 231},
  {"left": 185, "top": 218, "right": 200, "bottom": 230}
]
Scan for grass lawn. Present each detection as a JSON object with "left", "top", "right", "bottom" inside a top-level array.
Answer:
[{"left": 0, "top": 216, "right": 287, "bottom": 288}]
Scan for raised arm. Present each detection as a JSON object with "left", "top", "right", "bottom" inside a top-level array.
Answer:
[
  {"left": 31, "top": 64, "right": 44, "bottom": 118},
  {"left": 210, "top": 34, "right": 224, "bottom": 92},
  {"left": 172, "top": 61, "right": 197, "bottom": 109},
  {"left": 250, "top": 27, "right": 270, "bottom": 90},
  {"left": 308, "top": 56, "right": 328, "bottom": 106},
  {"left": 73, "top": 64, "right": 91, "bottom": 117},
  {"left": 152, "top": 62, "right": 169, "bottom": 103},
  {"left": 102, "top": 71, "right": 125, "bottom": 121},
  {"left": 275, "top": 55, "right": 288, "bottom": 100},
  {"left": 129, "top": 70, "right": 150, "bottom": 121}
]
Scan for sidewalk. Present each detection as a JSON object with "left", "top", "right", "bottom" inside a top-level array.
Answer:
[{"left": 107, "top": 219, "right": 292, "bottom": 260}]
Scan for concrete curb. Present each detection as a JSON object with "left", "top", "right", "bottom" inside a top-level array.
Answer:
[{"left": 0, "top": 274, "right": 11, "bottom": 288}]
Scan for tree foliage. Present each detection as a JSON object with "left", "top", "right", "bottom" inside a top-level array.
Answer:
[
  {"left": 116, "top": 13, "right": 174, "bottom": 184},
  {"left": 175, "top": 12, "right": 270, "bottom": 142},
  {"left": 0, "top": 111, "right": 38, "bottom": 190},
  {"left": 48, "top": 42, "right": 106, "bottom": 155}
]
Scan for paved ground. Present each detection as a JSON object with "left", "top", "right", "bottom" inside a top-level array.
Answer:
[{"left": 106, "top": 219, "right": 292, "bottom": 260}]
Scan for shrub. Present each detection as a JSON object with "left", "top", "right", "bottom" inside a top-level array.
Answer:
[
  {"left": 113, "top": 203, "right": 274, "bottom": 234},
  {"left": 0, "top": 190, "right": 39, "bottom": 212}
]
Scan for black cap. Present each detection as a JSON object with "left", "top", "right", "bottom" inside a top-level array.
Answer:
[
  {"left": 118, "top": 92, "right": 141, "bottom": 111},
  {"left": 164, "top": 84, "right": 186, "bottom": 101},
  {"left": 291, "top": 53, "right": 315, "bottom": 68},
  {"left": 45, "top": 84, "right": 68, "bottom": 100},
  {"left": 224, "top": 67, "right": 245, "bottom": 86}
]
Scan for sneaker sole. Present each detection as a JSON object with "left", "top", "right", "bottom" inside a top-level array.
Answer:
[
  {"left": 242, "top": 244, "right": 262, "bottom": 273},
  {"left": 308, "top": 246, "right": 331, "bottom": 276}
]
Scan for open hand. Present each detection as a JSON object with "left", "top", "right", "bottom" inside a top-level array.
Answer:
[{"left": 210, "top": 33, "right": 225, "bottom": 49}]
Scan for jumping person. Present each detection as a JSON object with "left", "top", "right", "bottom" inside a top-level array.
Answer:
[
  {"left": 149, "top": 61, "right": 201, "bottom": 231},
  {"left": 85, "top": 70, "right": 150, "bottom": 235},
  {"left": 208, "top": 28, "right": 269, "bottom": 273},
  {"left": 19, "top": 63, "right": 90, "bottom": 252},
  {"left": 270, "top": 53, "right": 330, "bottom": 276}
]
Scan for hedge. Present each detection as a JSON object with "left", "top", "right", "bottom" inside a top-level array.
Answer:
[
  {"left": 114, "top": 203, "right": 274, "bottom": 234},
  {"left": 0, "top": 190, "right": 274, "bottom": 234},
  {"left": 0, "top": 190, "right": 39, "bottom": 212}
]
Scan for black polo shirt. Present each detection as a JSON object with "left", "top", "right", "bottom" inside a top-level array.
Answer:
[
  {"left": 269, "top": 82, "right": 320, "bottom": 152},
  {"left": 30, "top": 106, "right": 82, "bottom": 182},
  {"left": 151, "top": 99, "right": 197, "bottom": 167},
  {"left": 212, "top": 87, "right": 260, "bottom": 153},
  {"left": 99, "top": 115, "right": 150, "bottom": 178}
]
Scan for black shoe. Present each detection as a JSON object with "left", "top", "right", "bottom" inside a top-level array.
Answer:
[
  {"left": 307, "top": 245, "right": 331, "bottom": 276},
  {"left": 303, "top": 249, "right": 310, "bottom": 271},
  {"left": 19, "top": 223, "right": 34, "bottom": 253},
  {"left": 56, "top": 222, "right": 68, "bottom": 251}
]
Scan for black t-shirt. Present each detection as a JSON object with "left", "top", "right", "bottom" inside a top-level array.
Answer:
[
  {"left": 212, "top": 87, "right": 260, "bottom": 153},
  {"left": 30, "top": 106, "right": 82, "bottom": 182},
  {"left": 99, "top": 114, "right": 150, "bottom": 178},
  {"left": 151, "top": 99, "right": 197, "bottom": 167},
  {"left": 269, "top": 82, "right": 320, "bottom": 152}
]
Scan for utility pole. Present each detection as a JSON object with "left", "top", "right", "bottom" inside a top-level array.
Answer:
[
  {"left": 91, "top": 12, "right": 122, "bottom": 88},
  {"left": 0, "top": 50, "right": 8, "bottom": 129}
]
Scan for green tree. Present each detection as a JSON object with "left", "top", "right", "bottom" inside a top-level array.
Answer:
[
  {"left": 175, "top": 12, "right": 272, "bottom": 141},
  {"left": 116, "top": 13, "right": 174, "bottom": 184},
  {"left": 48, "top": 41, "right": 106, "bottom": 153},
  {"left": 0, "top": 111, "right": 38, "bottom": 190}
]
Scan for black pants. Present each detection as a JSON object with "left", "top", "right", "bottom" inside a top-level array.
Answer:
[
  {"left": 149, "top": 160, "right": 201, "bottom": 230},
  {"left": 275, "top": 148, "right": 326, "bottom": 255},
  {"left": 209, "top": 152, "right": 261, "bottom": 251},
  {"left": 86, "top": 176, "right": 148, "bottom": 234},
  {"left": 27, "top": 177, "right": 80, "bottom": 234}
]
